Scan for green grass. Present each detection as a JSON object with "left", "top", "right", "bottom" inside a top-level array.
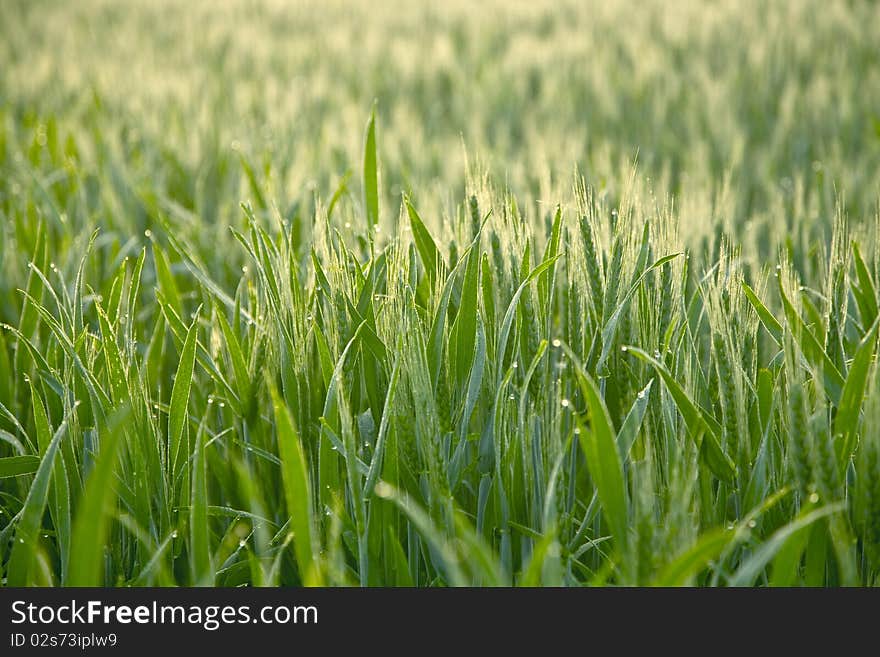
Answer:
[{"left": 2, "top": 0, "right": 880, "bottom": 586}]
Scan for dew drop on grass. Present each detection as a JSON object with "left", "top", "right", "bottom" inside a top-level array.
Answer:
[
  {"left": 809, "top": 492, "right": 820, "bottom": 504},
  {"left": 508, "top": 394, "right": 515, "bottom": 401},
  {"left": 144, "top": 229, "right": 152, "bottom": 238},
  {"left": 620, "top": 346, "right": 628, "bottom": 352},
  {"left": 171, "top": 530, "right": 179, "bottom": 539},
  {"left": 374, "top": 481, "right": 393, "bottom": 498},
  {"left": 552, "top": 338, "right": 561, "bottom": 347},
  {"left": 561, "top": 399, "right": 570, "bottom": 408},
  {"left": 637, "top": 390, "right": 646, "bottom": 399},
  {"left": 239, "top": 539, "right": 247, "bottom": 548},
  {"left": 748, "top": 520, "right": 757, "bottom": 529},
  {"left": 511, "top": 361, "right": 518, "bottom": 369}
]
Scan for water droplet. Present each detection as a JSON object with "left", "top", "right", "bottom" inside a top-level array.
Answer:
[
  {"left": 218, "top": 402, "right": 225, "bottom": 408},
  {"left": 552, "top": 338, "right": 562, "bottom": 348},
  {"left": 511, "top": 361, "right": 518, "bottom": 369},
  {"left": 561, "top": 399, "right": 570, "bottom": 408},
  {"left": 573, "top": 427, "right": 581, "bottom": 435},
  {"left": 809, "top": 492, "right": 819, "bottom": 504},
  {"left": 242, "top": 266, "right": 249, "bottom": 274},
  {"left": 747, "top": 519, "right": 757, "bottom": 529},
  {"left": 374, "top": 481, "right": 393, "bottom": 498},
  {"left": 144, "top": 229, "right": 153, "bottom": 238},
  {"left": 171, "top": 530, "right": 179, "bottom": 539},
  {"left": 344, "top": 222, "right": 351, "bottom": 229},
  {"left": 19, "top": 538, "right": 25, "bottom": 543},
  {"left": 508, "top": 394, "right": 515, "bottom": 401},
  {"left": 238, "top": 539, "right": 247, "bottom": 548},
  {"left": 208, "top": 397, "right": 214, "bottom": 404},
  {"left": 637, "top": 390, "right": 646, "bottom": 399},
  {"left": 620, "top": 346, "right": 628, "bottom": 352}
]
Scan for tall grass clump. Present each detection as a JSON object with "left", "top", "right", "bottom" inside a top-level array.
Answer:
[{"left": 2, "top": 0, "right": 880, "bottom": 586}]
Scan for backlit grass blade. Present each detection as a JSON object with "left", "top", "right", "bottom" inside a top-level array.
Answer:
[
  {"left": 777, "top": 277, "right": 844, "bottom": 403},
  {"left": 625, "top": 346, "right": 736, "bottom": 481},
  {"left": 0, "top": 455, "right": 40, "bottom": 478},
  {"left": 405, "top": 196, "right": 446, "bottom": 283},
  {"left": 6, "top": 421, "right": 64, "bottom": 585},
  {"left": 451, "top": 241, "right": 481, "bottom": 390},
  {"left": 851, "top": 242, "right": 878, "bottom": 328},
  {"left": 729, "top": 503, "right": 843, "bottom": 586},
  {"left": 495, "top": 255, "right": 561, "bottom": 382},
  {"left": 835, "top": 314, "right": 880, "bottom": 452},
  {"left": 569, "top": 360, "right": 629, "bottom": 555},
  {"left": 742, "top": 281, "right": 783, "bottom": 345},
  {"left": 269, "top": 383, "right": 320, "bottom": 585},
  {"left": 617, "top": 378, "right": 653, "bottom": 460},
  {"left": 67, "top": 406, "right": 131, "bottom": 586},
  {"left": 653, "top": 528, "right": 733, "bottom": 586},
  {"left": 363, "top": 106, "right": 379, "bottom": 231},
  {"left": 597, "top": 253, "right": 681, "bottom": 371},
  {"left": 374, "top": 481, "right": 466, "bottom": 587},
  {"left": 190, "top": 420, "right": 212, "bottom": 585},
  {"left": 169, "top": 309, "right": 200, "bottom": 480}
]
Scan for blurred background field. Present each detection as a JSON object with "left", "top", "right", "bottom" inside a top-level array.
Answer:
[
  {"left": 2, "top": 0, "right": 880, "bottom": 586},
  {"left": 4, "top": 0, "right": 880, "bottom": 253}
]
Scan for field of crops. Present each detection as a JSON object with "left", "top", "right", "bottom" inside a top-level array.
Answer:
[{"left": 2, "top": 0, "right": 880, "bottom": 586}]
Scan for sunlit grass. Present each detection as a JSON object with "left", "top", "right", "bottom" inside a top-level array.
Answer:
[{"left": 1, "top": 0, "right": 880, "bottom": 586}]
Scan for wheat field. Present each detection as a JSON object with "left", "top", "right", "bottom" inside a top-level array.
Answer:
[{"left": 2, "top": 0, "right": 880, "bottom": 586}]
